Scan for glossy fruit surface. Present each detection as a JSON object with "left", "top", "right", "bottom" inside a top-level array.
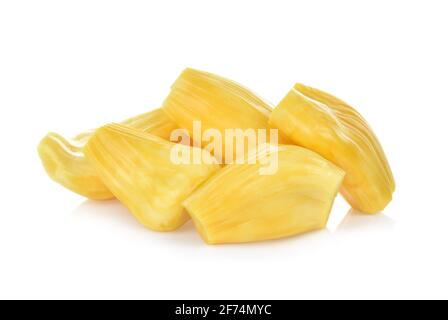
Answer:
[
  {"left": 183, "top": 144, "right": 345, "bottom": 244},
  {"left": 85, "top": 123, "right": 220, "bottom": 231},
  {"left": 269, "top": 84, "right": 395, "bottom": 213},
  {"left": 38, "top": 109, "right": 177, "bottom": 199},
  {"left": 163, "top": 68, "right": 291, "bottom": 162}
]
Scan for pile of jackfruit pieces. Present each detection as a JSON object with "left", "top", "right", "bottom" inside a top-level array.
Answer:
[{"left": 38, "top": 68, "right": 395, "bottom": 244}]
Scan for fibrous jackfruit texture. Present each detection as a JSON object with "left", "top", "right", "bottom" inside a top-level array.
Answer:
[
  {"left": 162, "top": 68, "right": 291, "bottom": 162},
  {"left": 37, "top": 67, "right": 395, "bottom": 243},
  {"left": 269, "top": 83, "right": 395, "bottom": 214},
  {"left": 38, "top": 109, "right": 178, "bottom": 200},
  {"left": 38, "top": 131, "right": 114, "bottom": 200},
  {"left": 183, "top": 145, "right": 345, "bottom": 244},
  {"left": 84, "top": 123, "right": 220, "bottom": 231}
]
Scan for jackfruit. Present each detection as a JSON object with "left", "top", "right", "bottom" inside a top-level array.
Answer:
[
  {"left": 84, "top": 123, "right": 220, "bottom": 231},
  {"left": 162, "top": 68, "right": 292, "bottom": 162},
  {"left": 269, "top": 83, "right": 395, "bottom": 214},
  {"left": 183, "top": 144, "right": 345, "bottom": 244},
  {"left": 38, "top": 109, "right": 178, "bottom": 200}
]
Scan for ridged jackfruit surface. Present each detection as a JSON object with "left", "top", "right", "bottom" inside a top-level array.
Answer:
[
  {"left": 84, "top": 123, "right": 220, "bottom": 231},
  {"left": 162, "top": 68, "right": 292, "bottom": 162},
  {"left": 38, "top": 109, "right": 178, "bottom": 200},
  {"left": 183, "top": 144, "right": 345, "bottom": 244},
  {"left": 269, "top": 84, "right": 395, "bottom": 214}
]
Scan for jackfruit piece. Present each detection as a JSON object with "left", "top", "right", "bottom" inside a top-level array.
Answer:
[
  {"left": 84, "top": 123, "right": 220, "bottom": 231},
  {"left": 162, "top": 68, "right": 292, "bottom": 162},
  {"left": 183, "top": 144, "right": 345, "bottom": 244},
  {"left": 38, "top": 132, "right": 114, "bottom": 200},
  {"left": 269, "top": 84, "right": 395, "bottom": 214},
  {"left": 38, "top": 109, "right": 178, "bottom": 200}
]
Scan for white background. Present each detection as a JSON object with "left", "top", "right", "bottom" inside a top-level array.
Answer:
[{"left": 0, "top": 0, "right": 447, "bottom": 300}]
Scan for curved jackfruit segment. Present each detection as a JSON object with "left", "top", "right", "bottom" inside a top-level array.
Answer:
[
  {"left": 183, "top": 144, "right": 345, "bottom": 244},
  {"left": 162, "top": 68, "right": 292, "bottom": 162},
  {"left": 269, "top": 84, "right": 395, "bottom": 214},
  {"left": 38, "top": 132, "right": 113, "bottom": 200},
  {"left": 84, "top": 123, "right": 221, "bottom": 231},
  {"left": 37, "top": 109, "right": 178, "bottom": 200}
]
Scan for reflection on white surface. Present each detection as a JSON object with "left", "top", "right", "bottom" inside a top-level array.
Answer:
[
  {"left": 73, "top": 199, "right": 396, "bottom": 250},
  {"left": 74, "top": 199, "right": 139, "bottom": 229},
  {"left": 73, "top": 200, "right": 205, "bottom": 247},
  {"left": 336, "top": 209, "right": 395, "bottom": 234}
]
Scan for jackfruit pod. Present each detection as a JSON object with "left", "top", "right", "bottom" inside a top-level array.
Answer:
[
  {"left": 84, "top": 123, "right": 220, "bottom": 231},
  {"left": 162, "top": 68, "right": 292, "bottom": 162},
  {"left": 38, "top": 109, "right": 178, "bottom": 200},
  {"left": 269, "top": 83, "right": 395, "bottom": 214},
  {"left": 183, "top": 144, "right": 345, "bottom": 244}
]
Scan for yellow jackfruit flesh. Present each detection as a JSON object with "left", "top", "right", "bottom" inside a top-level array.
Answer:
[
  {"left": 183, "top": 145, "right": 345, "bottom": 244},
  {"left": 38, "top": 109, "right": 178, "bottom": 200},
  {"left": 84, "top": 123, "right": 220, "bottom": 231},
  {"left": 269, "top": 84, "right": 395, "bottom": 214},
  {"left": 38, "top": 132, "right": 114, "bottom": 200},
  {"left": 162, "top": 68, "right": 292, "bottom": 162}
]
